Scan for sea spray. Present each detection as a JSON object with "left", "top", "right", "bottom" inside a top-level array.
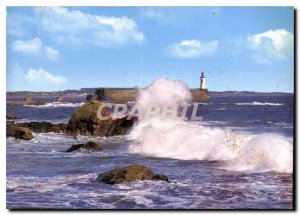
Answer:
[
  {"left": 222, "top": 134, "right": 293, "bottom": 173},
  {"left": 128, "top": 78, "right": 293, "bottom": 173}
]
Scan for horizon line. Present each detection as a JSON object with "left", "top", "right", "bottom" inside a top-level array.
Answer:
[{"left": 6, "top": 89, "right": 294, "bottom": 94}]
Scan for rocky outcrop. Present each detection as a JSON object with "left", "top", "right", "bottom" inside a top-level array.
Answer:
[
  {"left": 6, "top": 114, "right": 21, "bottom": 120},
  {"left": 7, "top": 122, "right": 33, "bottom": 140},
  {"left": 15, "top": 128, "right": 34, "bottom": 140},
  {"left": 97, "top": 165, "right": 169, "bottom": 185},
  {"left": 66, "top": 101, "right": 134, "bottom": 137},
  {"left": 7, "top": 121, "right": 67, "bottom": 140},
  {"left": 65, "top": 141, "right": 102, "bottom": 152},
  {"left": 17, "top": 121, "right": 67, "bottom": 133}
]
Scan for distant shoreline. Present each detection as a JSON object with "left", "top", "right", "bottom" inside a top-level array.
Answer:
[{"left": 6, "top": 89, "right": 293, "bottom": 99}]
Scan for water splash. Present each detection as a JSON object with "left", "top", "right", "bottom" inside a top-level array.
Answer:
[{"left": 128, "top": 78, "right": 293, "bottom": 173}]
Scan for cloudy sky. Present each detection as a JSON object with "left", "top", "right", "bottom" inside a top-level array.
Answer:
[{"left": 7, "top": 7, "right": 294, "bottom": 92}]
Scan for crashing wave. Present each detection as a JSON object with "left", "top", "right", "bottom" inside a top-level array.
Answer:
[{"left": 128, "top": 78, "right": 293, "bottom": 174}]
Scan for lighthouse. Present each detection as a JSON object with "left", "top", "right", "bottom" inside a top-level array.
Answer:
[{"left": 200, "top": 72, "right": 207, "bottom": 90}]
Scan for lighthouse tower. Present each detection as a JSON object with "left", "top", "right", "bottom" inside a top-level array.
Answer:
[{"left": 200, "top": 72, "right": 207, "bottom": 90}]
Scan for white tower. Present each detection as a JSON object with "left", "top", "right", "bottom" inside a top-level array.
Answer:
[{"left": 200, "top": 72, "right": 207, "bottom": 90}]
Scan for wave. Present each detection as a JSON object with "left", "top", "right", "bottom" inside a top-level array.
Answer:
[
  {"left": 128, "top": 78, "right": 293, "bottom": 174},
  {"left": 24, "top": 102, "right": 85, "bottom": 108},
  {"left": 234, "top": 102, "right": 284, "bottom": 106}
]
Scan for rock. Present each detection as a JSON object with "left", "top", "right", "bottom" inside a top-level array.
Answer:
[
  {"left": 56, "top": 95, "right": 64, "bottom": 102},
  {"left": 97, "top": 164, "right": 169, "bottom": 185},
  {"left": 66, "top": 101, "right": 134, "bottom": 137},
  {"left": 6, "top": 188, "right": 14, "bottom": 193},
  {"left": 7, "top": 122, "right": 33, "bottom": 140},
  {"left": 86, "top": 94, "right": 100, "bottom": 101},
  {"left": 6, "top": 122, "right": 19, "bottom": 137},
  {"left": 82, "top": 141, "right": 102, "bottom": 151},
  {"left": 15, "top": 128, "right": 33, "bottom": 140},
  {"left": 6, "top": 114, "right": 21, "bottom": 120},
  {"left": 65, "top": 144, "right": 84, "bottom": 152},
  {"left": 6, "top": 121, "right": 66, "bottom": 140},
  {"left": 17, "top": 121, "right": 67, "bottom": 133},
  {"left": 65, "top": 141, "right": 102, "bottom": 152}
]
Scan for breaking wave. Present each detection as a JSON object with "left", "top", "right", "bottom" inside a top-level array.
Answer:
[
  {"left": 24, "top": 102, "right": 85, "bottom": 108},
  {"left": 128, "top": 78, "right": 293, "bottom": 173}
]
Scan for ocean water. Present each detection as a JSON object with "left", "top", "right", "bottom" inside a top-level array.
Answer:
[{"left": 6, "top": 95, "right": 294, "bottom": 209}]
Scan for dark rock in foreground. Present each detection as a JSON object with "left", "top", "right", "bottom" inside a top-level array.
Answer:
[
  {"left": 66, "top": 141, "right": 102, "bottom": 152},
  {"left": 97, "top": 164, "right": 169, "bottom": 185},
  {"left": 66, "top": 101, "right": 134, "bottom": 137},
  {"left": 6, "top": 114, "right": 21, "bottom": 120},
  {"left": 17, "top": 121, "right": 67, "bottom": 133},
  {"left": 7, "top": 122, "right": 33, "bottom": 140}
]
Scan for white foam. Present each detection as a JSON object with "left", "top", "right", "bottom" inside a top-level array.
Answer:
[
  {"left": 14, "top": 118, "right": 70, "bottom": 124},
  {"left": 128, "top": 78, "right": 293, "bottom": 173},
  {"left": 221, "top": 134, "right": 293, "bottom": 173},
  {"left": 7, "top": 173, "right": 97, "bottom": 193},
  {"left": 235, "top": 102, "right": 284, "bottom": 106},
  {"left": 24, "top": 102, "right": 85, "bottom": 108}
]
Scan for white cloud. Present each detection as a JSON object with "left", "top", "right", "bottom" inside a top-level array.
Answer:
[
  {"left": 44, "top": 46, "right": 60, "bottom": 61},
  {"left": 247, "top": 29, "right": 294, "bottom": 63},
  {"left": 12, "top": 37, "right": 60, "bottom": 61},
  {"left": 169, "top": 39, "right": 219, "bottom": 58},
  {"left": 35, "top": 7, "right": 144, "bottom": 48},
  {"left": 25, "top": 68, "right": 67, "bottom": 84},
  {"left": 7, "top": 64, "right": 67, "bottom": 92},
  {"left": 12, "top": 37, "right": 42, "bottom": 54}
]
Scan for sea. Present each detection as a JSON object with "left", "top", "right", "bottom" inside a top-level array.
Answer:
[{"left": 6, "top": 94, "right": 294, "bottom": 209}]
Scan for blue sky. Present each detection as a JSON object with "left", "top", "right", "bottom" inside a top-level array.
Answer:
[{"left": 7, "top": 6, "right": 294, "bottom": 92}]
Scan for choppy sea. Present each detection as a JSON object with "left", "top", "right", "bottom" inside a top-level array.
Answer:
[{"left": 6, "top": 95, "right": 294, "bottom": 209}]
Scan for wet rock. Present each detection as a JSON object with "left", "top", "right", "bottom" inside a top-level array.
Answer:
[
  {"left": 65, "top": 141, "right": 102, "bottom": 152},
  {"left": 97, "top": 164, "right": 169, "bottom": 185},
  {"left": 15, "top": 128, "right": 33, "bottom": 140},
  {"left": 7, "top": 122, "right": 33, "bottom": 140},
  {"left": 17, "top": 121, "right": 67, "bottom": 133},
  {"left": 66, "top": 101, "right": 134, "bottom": 137},
  {"left": 6, "top": 122, "right": 18, "bottom": 137},
  {"left": 6, "top": 114, "right": 21, "bottom": 120}
]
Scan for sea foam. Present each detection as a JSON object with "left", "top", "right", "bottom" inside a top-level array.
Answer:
[
  {"left": 128, "top": 78, "right": 293, "bottom": 173},
  {"left": 24, "top": 102, "right": 85, "bottom": 108},
  {"left": 235, "top": 102, "right": 284, "bottom": 106}
]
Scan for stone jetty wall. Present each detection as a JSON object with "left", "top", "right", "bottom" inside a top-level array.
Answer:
[{"left": 87, "top": 88, "right": 209, "bottom": 102}]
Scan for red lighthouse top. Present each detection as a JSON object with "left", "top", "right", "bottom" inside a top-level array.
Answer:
[{"left": 201, "top": 72, "right": 205, "bottom": 78}]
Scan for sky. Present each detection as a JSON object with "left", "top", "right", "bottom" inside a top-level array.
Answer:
[{"left": 6, "top": 6, "right": 294, "bottom": 92}]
